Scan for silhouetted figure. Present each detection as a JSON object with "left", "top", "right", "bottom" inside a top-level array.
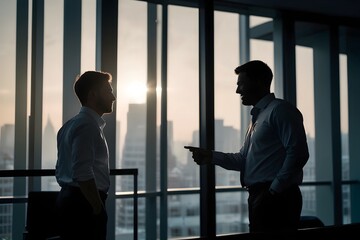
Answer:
[
  {"left": 55, "top": 71, "right": 116, "bottom": 240},
  {"left": 185, "top": 60, "right": 309, "bottom": 233}
]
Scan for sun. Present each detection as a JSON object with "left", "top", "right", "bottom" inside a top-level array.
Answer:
[{"left": 124, "top": 81, "right": 148, "bottom": 103}]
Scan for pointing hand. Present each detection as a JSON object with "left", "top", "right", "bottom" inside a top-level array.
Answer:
[{"left": 184, "top": 146, "right": 213, "bottom": 165}]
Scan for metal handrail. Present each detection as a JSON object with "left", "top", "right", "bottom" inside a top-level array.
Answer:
[{"left": 0, "top": 168, "right": 138, "bottom": 240}]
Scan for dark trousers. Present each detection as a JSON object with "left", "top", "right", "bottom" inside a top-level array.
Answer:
[
  {"left": 56, "top": 186, "right": 108, "bottom": 240},
  {"left": 247, "top": 182, "right": 302, "bottom": 233}
]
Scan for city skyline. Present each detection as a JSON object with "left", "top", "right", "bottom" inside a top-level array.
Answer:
[{"left": 0, "top": 106, "right": 349, "bottom": 239}]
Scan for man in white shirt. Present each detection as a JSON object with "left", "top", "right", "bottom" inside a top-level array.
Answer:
[
  {"left": 55, "top": 71, "right": 116, "bottom": 240},
  {"left": 185, "top": 60, "right": 309, "bottom": 233}
]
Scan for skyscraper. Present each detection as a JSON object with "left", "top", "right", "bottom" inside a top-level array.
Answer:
[{"left": 0, "top": 124, "right": 14, "bottom": 239}]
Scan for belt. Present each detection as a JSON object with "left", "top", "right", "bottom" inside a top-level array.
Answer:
[{"left": 246, "top": 182, "right": 272, "bottom": 194}]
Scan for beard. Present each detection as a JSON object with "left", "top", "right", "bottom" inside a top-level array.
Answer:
[
  {"left": 241, "top": 95, "right": 253, "bottom": 106},
  {"left": 97, "top": 98, "right": 113, "bottom": 114}
]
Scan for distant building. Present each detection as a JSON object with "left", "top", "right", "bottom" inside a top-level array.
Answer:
[
  {"left": 0, "top": 124, "right": 14, "bottom": 239},
  {"left": 0, "top": 124, "right": 14, "bottom": 161},
  {"left": 42, "top": 117, "right": 59, "bottom": 191}
]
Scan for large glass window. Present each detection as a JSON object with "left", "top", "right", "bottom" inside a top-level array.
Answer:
[
  {"left": 0, "top": 1, "right": 16, "bottom": 169},
  {"left": 117, "top": 0, "right": 148, "bottom": 238},
  {"left": 2, "top": 1, "right": 360, "bottom": 239},
  {"left": 214, "top": 11, "right": 240, "bottom": 186},
  {"left": 295, "top": 21, "right": 340, "bottom": 225},
  {"left": 342, "top": 27, "right": 360, "bottom": 225},
  {"left": 168, "top": 5, "right": 199, "bottom": 189},
  {"left": 339, "top": 53, "right": 350, "bottom": 223},
  {"left": 250, "top": 16, "right": 274, "bottom": 78},
  {"left": 42, "top": 0, "right": 64, "bottom": 191},
  {"left": 81, "top": 0, "right": 96, "bottom": 72},
  {"left": 167, "top": 5, "right": 199, "bottom": 239},
  {"left": 296, "top": 45, "right": 316, "bottom": 218},
  {"left": 213, "top": 10, "right": 244, "bottom": 235},
  {"left": 296, "top": 45, "right": 315, "bottom": 182},
  {"left": 0, "top": 1, "right": 17, "bottom": 239},
  {"left": 339, "top": 26, "right": 360, "bottom": 224}
]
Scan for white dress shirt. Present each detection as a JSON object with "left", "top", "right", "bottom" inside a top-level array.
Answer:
[
  {"left": 55, "top": 106, "right": 110, "bottom": 193},
  {"left": 213, "top": 93, "right": 309, "bottom": 193}
]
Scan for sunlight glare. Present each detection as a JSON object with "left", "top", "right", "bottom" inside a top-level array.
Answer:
[{"left": 125, "top": 81, "right": 148, "bottom": 103}]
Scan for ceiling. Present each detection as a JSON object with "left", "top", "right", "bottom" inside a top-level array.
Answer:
[{"left": 227, "top": 0, "right": 360, "bottom": 21}]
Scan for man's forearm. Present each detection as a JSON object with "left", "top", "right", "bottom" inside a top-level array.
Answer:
[{"left": 78, "top": 178, "right": 104, "bottom": 214}]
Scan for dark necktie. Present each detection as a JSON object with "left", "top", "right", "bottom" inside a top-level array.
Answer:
[
  {"left": 251, "top": 107, "right": 260, "bottom": 124},
  {"left": 240, "top": 107, "right": 260, "bottom": 187}
]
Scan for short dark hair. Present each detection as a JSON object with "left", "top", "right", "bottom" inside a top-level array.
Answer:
[
  {"left": 74, "top": 71, "right": 112, "bottom": 105},
  {"left": 234, "top": 60, "right": 273, "bottom": 87}
]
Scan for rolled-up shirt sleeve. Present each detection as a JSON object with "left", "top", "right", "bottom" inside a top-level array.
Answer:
[{"left": 213, "top": 150, "right": 245, "bottom": 171}]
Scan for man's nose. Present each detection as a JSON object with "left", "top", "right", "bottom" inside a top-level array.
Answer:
[{"left": 236, "top": 86, "right": 242, "bottom": 94}]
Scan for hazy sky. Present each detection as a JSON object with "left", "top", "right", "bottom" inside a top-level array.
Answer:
[
  {"left": 0, "top": 0, "right": 16, "bottom": 128},
  {"left": 0, "top": 0, "right": 349, "bottom": 148}
]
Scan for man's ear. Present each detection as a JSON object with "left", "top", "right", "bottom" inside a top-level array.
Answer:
[
  {"left": 85, "top": 90, "right": 96, "bottom": 105},
  {"left": 88, "top": 89, "right": 98, "bottom": 98}
]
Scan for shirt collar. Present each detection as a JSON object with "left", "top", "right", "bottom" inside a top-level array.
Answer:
[
  {"left": 254, "top": 93, "right": 275, "bottom": 110},
  {"left": 80, "top": 106, "right": 106, "bottom": 129}
]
